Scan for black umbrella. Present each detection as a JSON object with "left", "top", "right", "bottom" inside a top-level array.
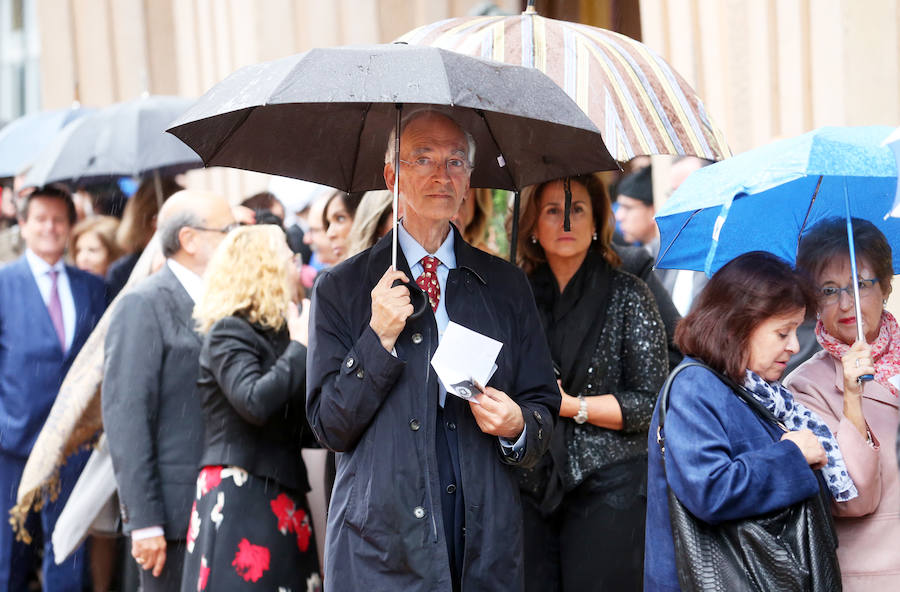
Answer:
[
  {"left": 169, "top": 43, "right": 618, "bottom": 269},
  {"left": 25, "top": 95, "right": 202, "bottom": 189}
]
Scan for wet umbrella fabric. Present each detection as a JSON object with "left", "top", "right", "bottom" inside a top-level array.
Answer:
[
  {"left": 25, "top": 95, "right": 202, "bottom": 187},
  {"left": 166, "top": 43, "right": 617, "bottom": 193},
  {"left": 655, "top": 126, "right": 899, "bottom": 276},
  {"left": 885, "top": 126, "right": 900, "bottom": 215},
  {"left": 0, "top": 106, "right": 94, "bottom": 179},
  {"left": 396, "top": 9, "right": 730, "bottom": 163}
]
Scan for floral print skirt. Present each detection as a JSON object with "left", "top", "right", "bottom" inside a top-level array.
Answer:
[{"left": 181, "top": 465, "right": 322, "bottom": 592}]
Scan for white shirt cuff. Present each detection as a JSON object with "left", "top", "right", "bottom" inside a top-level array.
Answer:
[
  {"left": 131, "top": 525, "right": 165, "bottom": 541},
  {"left": 499, "top": 424, "right": 527, "bottom": 452}
]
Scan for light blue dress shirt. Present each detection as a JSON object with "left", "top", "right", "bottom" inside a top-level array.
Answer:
[
  {"left": 25, "top": 249, "right": 75, "bottom": 351},
  {"left": 397, "top": 221, "right": 525, "bottom": 451}
]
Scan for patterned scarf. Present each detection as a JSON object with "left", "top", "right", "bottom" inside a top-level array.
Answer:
[
  {"left": 815, "top": 310, "right": 900, "bottom": 396},
  {"left": 743, "top": 370, "right": 858, "bottom": 501}
]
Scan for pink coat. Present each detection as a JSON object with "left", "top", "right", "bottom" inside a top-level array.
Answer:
[{"left": 785, "top": 351, "right": 900, "bottom": 591}]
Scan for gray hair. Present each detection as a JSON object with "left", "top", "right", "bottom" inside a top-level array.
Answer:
[
  {"left": 384, "top": 107, "right": 476, "bottom": 167},
  {"left": 159, "top": 210, "right": 203, "bottom": 258}
]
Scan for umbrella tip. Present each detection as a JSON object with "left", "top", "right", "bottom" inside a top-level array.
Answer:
[{"left": 524, "top": 0, "right": 537, "bottom": 14}]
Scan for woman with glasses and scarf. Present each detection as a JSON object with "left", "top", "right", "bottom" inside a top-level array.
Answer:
[
  {"left": 784, "top": 217, "right": 900, "bottom": 591},
  {"left": 514, "top": 174, "right": 668, "bottom": 590}
]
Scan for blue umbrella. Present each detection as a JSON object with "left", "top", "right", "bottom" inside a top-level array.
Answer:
[
  {"left": 0, "top": 105, "right": 94, "bottom": 179},
  {"left": 655, "top": 126, "right": 898, "bottom": 350}
]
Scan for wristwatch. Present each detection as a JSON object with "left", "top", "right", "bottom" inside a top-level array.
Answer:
[{"left": 574, "top": 395, "right": 589, "bottom": 424}]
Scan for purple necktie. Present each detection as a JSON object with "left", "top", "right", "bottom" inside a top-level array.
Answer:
[{"left": 48, "top": 269, "right": 66, "bottom": 353}]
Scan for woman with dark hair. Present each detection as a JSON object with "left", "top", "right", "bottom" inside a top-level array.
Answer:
[
  {"left": 645, "top": 251, "right": 853, "bottom": 591},
  {"left": 785, "top": 217, "right": 900, "bottom": 590},
  {"left": 322, "top": 190, "right": 363, "bottom": 263},
  {"left": 515, "top": 174, "right": 668, "bottom": 590}
]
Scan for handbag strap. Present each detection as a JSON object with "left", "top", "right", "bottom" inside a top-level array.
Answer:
[{"left": 657, "top": 361, "right": 787, "bottom": 458}]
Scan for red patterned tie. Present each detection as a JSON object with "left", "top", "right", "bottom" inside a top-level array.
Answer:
[{"left": 416, "top": 256, "right": 441, "bottom": 312}]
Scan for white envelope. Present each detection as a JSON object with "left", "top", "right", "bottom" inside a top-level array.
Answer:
[{"left": 431, "top": 321, "right": 503, "bottom": 400}]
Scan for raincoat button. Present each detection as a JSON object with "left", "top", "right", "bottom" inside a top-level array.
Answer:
[
  {"left": 346, "top": 357, "right": 355, "bottom": 368},
  {"left": 538, "top": 428, "right": 543, "bottom": 440},
  {"left": 355, "top": 368, "right": 365, "bottom": 379},
  {"left": 411, "top": 333, "right": 423, "bottom": 344},
  {"left": 447, "top": 421, "right": 456, "bottom": 431},
  {"left": 446, "top": 484, "right": 457, "bottom": 494},
  {"left": 413, "top": 506, "right": 426, "bottom": 519},
  {"left": 532, "top": 410, "right": 543, "bottom": 424},
  {"left": 409, "top": 419, "right": 421, "bottom": 431}
]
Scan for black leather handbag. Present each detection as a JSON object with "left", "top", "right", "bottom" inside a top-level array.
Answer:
[{"left": 656, "top": 362, "right": 842, "bottom": 592}]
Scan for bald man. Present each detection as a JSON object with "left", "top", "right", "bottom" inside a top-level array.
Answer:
[{"left": 102, "top": 190, "right": 235, "bottom": 591}]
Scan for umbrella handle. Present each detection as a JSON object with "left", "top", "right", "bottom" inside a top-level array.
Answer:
[{"left": 392, "top": 279, "right": 428, "bottom": 321}]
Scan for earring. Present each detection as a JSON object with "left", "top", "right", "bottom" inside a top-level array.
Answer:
[
  {"left": 530, "top": 236, "right": 537, "bottom": 244},
  {"left": 592, "top": 231, "right": 598, "bottom": 241}
]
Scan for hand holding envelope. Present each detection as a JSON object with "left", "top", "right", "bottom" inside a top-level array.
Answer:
[
  {"left": 431, "top": 322, "right": 502, "bottom": 401},
  {"left": 431, "top": 322, "right": 525, "bottom": 439}
]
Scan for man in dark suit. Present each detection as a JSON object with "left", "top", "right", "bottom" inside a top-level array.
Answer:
[
  {"left": 307, "top": 109, "right": 560, "bottom": 591},
  {"left": 102, "top": 190, "right": 235, "bottom": 591},
  {"left": 0, "top": 185, "right": 106, "bottom": 590}
]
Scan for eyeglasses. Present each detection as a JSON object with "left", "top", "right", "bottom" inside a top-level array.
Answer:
[
  {"left": 189, "top": 222, "right": 241, "bottom": 234},
  {"left": 399, "top": 156, "right": 472, "bottom": 178},
  {"left": 819, "top": 278, "right": 879, "bottom": 305}
]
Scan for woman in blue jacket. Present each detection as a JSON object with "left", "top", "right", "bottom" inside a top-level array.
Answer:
[{"left": 644, "top": 252, "right": 856, "bottom": 591}]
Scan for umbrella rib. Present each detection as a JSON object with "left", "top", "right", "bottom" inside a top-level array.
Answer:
[
  {"left": 796, "top": 174, "right": 824, "bottom": 257},
  {"left": 347, "top": 103, "right": 374, "bottom": 193},
  {"left": 204, "top": 107, "right": 255, "bottom": 167},
  {"left": 475, "top": 110, "right": 518, "bottom": 191},
  {"left": 655, "top": 209, "right": 702, "bottom": 271}
]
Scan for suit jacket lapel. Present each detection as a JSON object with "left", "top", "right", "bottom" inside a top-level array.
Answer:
[
  {"left": 66, "top": 266, "right": 90, "bottom": 354},
  {"left": 159, "top": 266, "right": 202, "bottom": 345},
  {"left": 16, "top": 258, "right": 66, "bottom": 354}
]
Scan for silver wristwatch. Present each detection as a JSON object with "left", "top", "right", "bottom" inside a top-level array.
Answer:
[{"left": 574, "top": 395, "right": 588, "bottom": 424}]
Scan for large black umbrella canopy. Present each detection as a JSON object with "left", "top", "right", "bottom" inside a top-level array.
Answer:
[
  {"left": 25, "top": 95, "right": 203, "bottom": 188},
  {"left": 167, "top": 43, "right": 617, "bottom": 192}
]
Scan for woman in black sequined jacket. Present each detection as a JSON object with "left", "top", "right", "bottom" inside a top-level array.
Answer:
[{"left": 514, "top": 173, "right": 668, "bottom": 591}]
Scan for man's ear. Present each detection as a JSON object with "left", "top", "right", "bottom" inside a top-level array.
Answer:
[
  {"left": 177, "top": 226, "right": 196, "bottom": 255},
  {"left": 384, "top": 162, "right": 395, "bottom": 192}
]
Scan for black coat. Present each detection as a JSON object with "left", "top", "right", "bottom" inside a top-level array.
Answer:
[
  {"left": 102, "top": 265, "right": 204, "bottom": 539},
  {"left": 307, "top": 227, "right": 560, "bottom": 592},
  {"left": 196, "top": 316, "right": 313, "bottom": 492}
]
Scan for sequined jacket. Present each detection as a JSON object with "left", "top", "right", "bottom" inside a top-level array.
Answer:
[{"left": 562, "top": 270, "right": 668, "bottom": 490}]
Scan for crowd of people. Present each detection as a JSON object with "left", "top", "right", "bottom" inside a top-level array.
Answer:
[{"left": 0, "top": 106, "right": 897, "bottom": 592}]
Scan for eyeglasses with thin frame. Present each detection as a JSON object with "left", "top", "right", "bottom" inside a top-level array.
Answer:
[
  {"left": 399, "top": 156, "right": 472, "bottom": 178},
  {"left": 818, "top": 278, "right": 879, "bottom": 305},
  {"left": 189, "top": 222, "right": 241, "bottom": 234}
]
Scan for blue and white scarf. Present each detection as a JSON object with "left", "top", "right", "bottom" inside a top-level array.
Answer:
[{"left": 743, "top": 370, "right": 858, "bottom": 502}]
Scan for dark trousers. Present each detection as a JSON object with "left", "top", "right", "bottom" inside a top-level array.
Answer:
[
  {"left": 436, "top": 397, "right": 465, "bottom": 592},
  {"left": 136, "top": 538, "right": 185, "bottom": 592},
  {"left": 522, "top": 469, "right": 647, "bottom": 592},
  {"left": 0, "top": 449, "right": 88, "bottom": 591}
]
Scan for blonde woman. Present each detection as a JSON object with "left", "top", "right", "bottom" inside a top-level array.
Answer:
[{"left": 182, "top": 225, "right": 321, "bottom": 592}]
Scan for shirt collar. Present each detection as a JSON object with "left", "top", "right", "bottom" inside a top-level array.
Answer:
[
  {"left": 25, "top": 248, "right": 65, "bottom": 276},
  {"left": 166, "top": 258, "right": 204, "bottom": 303},
  {"left": 397, "top": 220, "right": 457, "bottom": 270}
]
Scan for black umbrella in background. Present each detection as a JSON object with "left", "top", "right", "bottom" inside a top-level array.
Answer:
[
  {"left": 25, "top": 95, "right": 203, "bottom": 205},
  {"left": 168, "top": 43, "right": 618, "bottom": 272}
]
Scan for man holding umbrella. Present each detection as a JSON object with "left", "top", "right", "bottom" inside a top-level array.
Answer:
[{"left": 307, "top": 109, "right": 560, "bottom": 591}]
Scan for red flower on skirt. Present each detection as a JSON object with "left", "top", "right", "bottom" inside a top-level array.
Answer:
[
  {"left": 232, "top": 538, "right": 270, "bottom": 583},
  {"left": 197, "top": 466, "right": 223, "bottom": 498},
  {"left": 197, "top": 556, "right": 210, "bottom": 591},
  {"left": 269, "top": 492, "right": 313, "bottom": 552}
]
